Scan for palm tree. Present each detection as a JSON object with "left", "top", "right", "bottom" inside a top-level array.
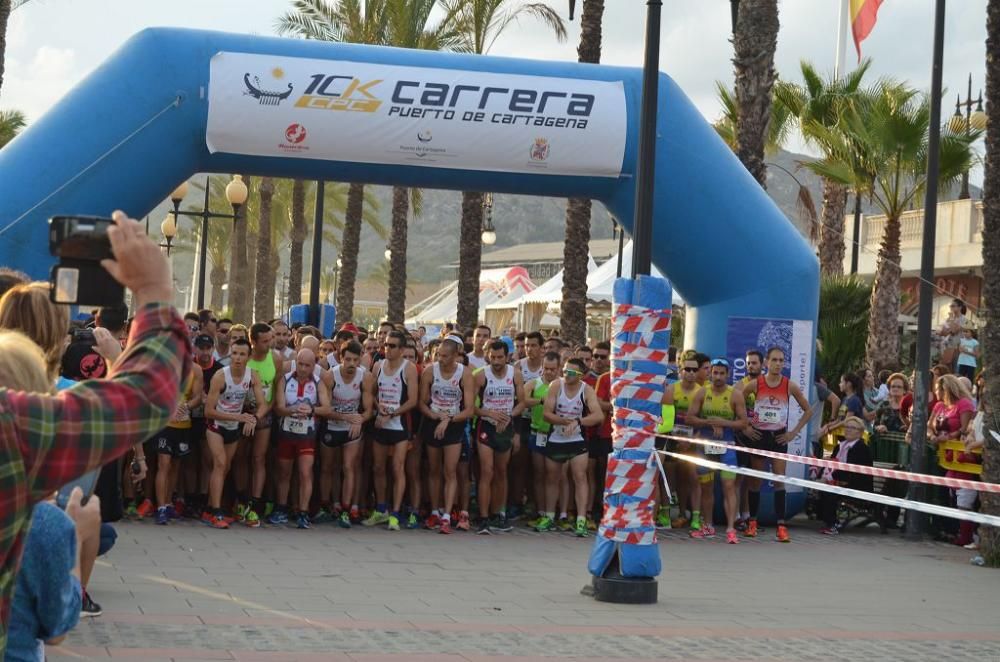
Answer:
[
  {"left": 0, "top": 108, "right": 25, "bottom": 147},
  {"left": 817, "top": 275, "right": 872, "bottom": 386},
  {"left": 446, "top": 0, "right": 566, "bottom": 330},
  {"left": 979, "top": 0, "right": 1000, "bottom": 567},
  {"left": 0, "top": 0, "right": 11, "bottom": 97},
  {"left": 288, "top": 179, "right": 307, "bottom": 306},
  {"left": 560, "top": 0, "right": 602, "bottom": 345},
  {"left": 254, "top": 177, "right": 277, "bottom": 321},
  {"left": 276, "top": 0, "right": 390, "bottom": 323},
  {"left": 732, "top": 0, "right": 780, "bottom": 188},
  {"left": 806, "top": 84, "right": 978, "bottom": 372},
  {"left": 775, "top": 60, "right": 876, "bottom": 275}
]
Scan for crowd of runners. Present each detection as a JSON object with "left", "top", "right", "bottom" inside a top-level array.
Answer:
[{"left": 96, "top": 309, "right": 822, "bottom": 547}]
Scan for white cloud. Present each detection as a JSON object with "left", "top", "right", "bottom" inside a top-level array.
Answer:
[{"left": 2, "top": 45, "right": 78, "bottom": 121}]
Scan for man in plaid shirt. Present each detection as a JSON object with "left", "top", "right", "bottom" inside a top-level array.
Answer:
[{"left": 0, "top": 211, "right": 191, "bottom": 655}]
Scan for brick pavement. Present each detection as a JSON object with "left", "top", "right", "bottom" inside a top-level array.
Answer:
[{"left": 49, "top": 516, "right": 1000, "bottom": 662}]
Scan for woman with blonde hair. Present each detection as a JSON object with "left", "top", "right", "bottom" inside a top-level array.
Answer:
[
  {"left": 929, "top": 373, "right": 978, "bottom": 545},
  {"left": 0, "top": 282, "right": 70, "bottom": 381}
]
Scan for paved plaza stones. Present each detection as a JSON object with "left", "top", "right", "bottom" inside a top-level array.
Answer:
[{"left": 50, "top": 517, "right": 1000, "bottom": 661}]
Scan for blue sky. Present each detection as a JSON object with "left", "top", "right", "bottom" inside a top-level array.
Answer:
[{"left": 4, "top": 0, "right": 989, "bottom": 184}]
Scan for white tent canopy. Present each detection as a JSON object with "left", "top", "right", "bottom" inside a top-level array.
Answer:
[
  {"left": 587, "top": 240, "right": 684, "bottom": 306},
  {"left": 406, "top": 266, "right": 535, "bottom": 325}
]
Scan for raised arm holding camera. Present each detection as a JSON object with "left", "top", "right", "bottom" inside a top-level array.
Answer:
[{"left": 0, "top": 211, "right": 191, "bottom": 656}]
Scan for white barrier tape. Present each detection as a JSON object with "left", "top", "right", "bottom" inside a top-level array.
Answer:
[
  {"left": 652, "top": 446, "right": 672, "bottom": 503},
  {"left": 659, "top": 433, "right": 999, "bottom": 495},
  {"left": 660, "top": 450, "right": 1000, "bottom": 528}
]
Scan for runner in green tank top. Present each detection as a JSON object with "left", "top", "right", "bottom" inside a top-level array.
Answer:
[
  {"left": 241, "top": 323, "right": 283, "bottom": 528},
  {"left": 523, "top": 352, "right": 560, "bottom": 528}
]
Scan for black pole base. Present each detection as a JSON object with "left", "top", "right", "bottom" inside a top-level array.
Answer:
[
  {"left": 588, "top": 551, "right": 658, "bottom": 604},
  {"left": 591, "top": 574, "right": 658, "bottom": 604}
]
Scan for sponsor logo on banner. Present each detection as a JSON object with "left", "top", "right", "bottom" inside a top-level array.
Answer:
[
  {"left": 529, "top": 138, "right": 550, "bottom": 162},
  {"left": 207, "top": 52, "right": 627, "bottom": 177},
  {"left": 243, "top": 69, "right": 294, "bottom": 106},
  {"left": 279, "top": 123, "right": 309, "bottom": 152},
  {"left": 726, "top": 316, "right": 814, "bottom": 491}
]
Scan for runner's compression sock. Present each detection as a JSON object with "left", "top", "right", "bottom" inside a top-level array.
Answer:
[
  {"left": 749, "top": 491, "right": 761, "bottom": 519},
  {"left": 774, "top": 490, "right": 786, "bottom": 522}
]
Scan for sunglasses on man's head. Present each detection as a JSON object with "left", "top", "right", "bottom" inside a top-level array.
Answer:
[{"left": 710, "top": 358, "right": 730, "bottom": 368}]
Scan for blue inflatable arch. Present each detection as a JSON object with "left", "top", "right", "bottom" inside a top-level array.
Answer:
[{"left": 0, "top": 28, "right": 818, "bottom": 358}]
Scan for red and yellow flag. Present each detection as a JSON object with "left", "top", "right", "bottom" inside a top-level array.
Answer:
[{"left": 850, "top": 0, "right": 883, "bottom": 60}]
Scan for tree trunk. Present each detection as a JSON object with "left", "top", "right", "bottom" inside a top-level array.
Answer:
[
  {"left": 0, "top": 0, "right": 10, "bottom": 97},
  {"left": 561, "top": 197, "right": 592, "bottom": 344},
  {"left": 864, "top": 215, "right": 901, "bottom": 372},
  {"left": 210, "top": 263, "right": 227, "bottom": 312},
  {"left": 336, "top": 182, "right": 365, "bottom": 325},
  {"left": 254, "top": 177, "right": 276, "bottom": 322},
  {"left": 978, "top": 0, "right": 1000, "bottom": 567},
  {"left": 228, "top": 179, "right": 251, "bottom": 323},
  {"left": 386, "top": 186, "right": 410, "bottom": 323},
  {"left": 288, "top": 179, "right": 306, "bottom": 306},
  {"left": 733, "top": 0, "right": 779, "bottom": 188},
  {"left": 818, "top": 178, "right": 848, "bottom": 276},
  {"left": 560, "top": 0, "right": 604, "bottom": 343},
  {"left": 457, "top": 191, "right": 484, "bottom": 330}
]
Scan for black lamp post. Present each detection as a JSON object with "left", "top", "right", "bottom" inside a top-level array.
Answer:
[
  {"left": 167, "top": 175, "right": 248, "bottom": 310},
  {"left": 948, "top": 74, "right": 987, "bottom": 200}
]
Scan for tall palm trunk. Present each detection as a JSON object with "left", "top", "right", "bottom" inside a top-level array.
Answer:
[
  {"left": 254, "top": 177, "right": 276, "bottom": 322},
  {"left": 288, "top": 179, "right": 306, "bottom": 306},
  {"left": 210, "top": 264, "right": 227, "bottom": 312},
  {"left": 733, "top": 0, "right": 780, "bottom": 188},
  {"left": 387, "top": 185, "right": 410, "bottom": 322},
  {"left": 560, "top": 0, "right": 604, "bottom": 344},
  {"left": 336, "top": 182, "right": 365, "bottom": 324},
  {"left": 864, "top": 215, "right": 901, "bottom": 372},
  {"left": 818, "top": 179, "right": 848, "bottom": 275},
  {"left": 0, "top": 0, "right": 10, "bottom": 97},
  {"left": 457, "top": 191, "right": 483, "bottom": 330},
  {"left": 229, "top": 177, "right": 251, "bottom": 322},
  {"left": 978, "top": 0, "right": 1000, "bottom": 567}
]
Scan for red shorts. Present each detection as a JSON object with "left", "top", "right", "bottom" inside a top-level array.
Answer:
[{"left": 276, "top": 434, "right": 316, "bottom": 461}]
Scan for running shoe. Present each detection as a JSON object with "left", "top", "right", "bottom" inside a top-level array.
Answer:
[
  {"left": 525, "top": 516, "right": 542, "bottom": 529},
  {"left": 670, "top": 516, "right": 689, "bottom": 529},
  {"left": 264, "top": 501, "right": 275, "bottom": 518},
  {"left": 655, "top": 511, "right": 672, "bottom": 529},
  {"left": 557, "top": 517, "right": 573, "bottom": 532},
  {"left": 819, "top": 526, "right": 839, "bottom": 536},
  {"left": 492, "top": 514, "right": 513, "bottom": 532},
  {"left": 312, "top": 508, "right": 332, "bottom": 524},
  {"left": 296, "top": 513, "right": 311, "bottom": 529},
  {"left": 209, "top": 514, "right": 229, "bottom": 529},
  {"left": 575, "top": 519, "right": 589, "bottom": 538},
  {"left": 362, "top": 510, "right": 390, "bottom": 527},
  {"left": 586, "top": 517, "right": 598, "bottom": 532},
  {"left": 508, "top": 505, "right": 523, "bottom": 521},
  {"left": 349, "top": 507, "right": 361, "bottom": 523},
  {"left": 172, "top": 497, "right": 186, "bottom": 516},
  {"left": 155, "top": 507, "right": 169, "bottom": 526},
  {"left": 268, "top": 511, "right": 288, "bottom": 526},
  {"left": 702, "top": 525, "right": 717, "bottom": 538},
  {"left": 456, "top": 512, "right": 471, "bottom": 531},
  {"left": 735, "top": 518, "right": 748, "bottom": 532},
  {"left": 689, "top": 513, "right": 702, "bottom": 531},
  {"left": 776, "top": 524, "right": 790, "bottom": 543},
  {"left": 534, "top": 516, "right": 554, "bottom": 533},
  {"left": 439, "top": 519, "right": 453, "bottom": 535},
  {"left": 166, "top": 503, "right": 181, "bottom": 520},
  {"left": 477, "top": 518, "right": 492, "bottom": 535},
  {"left": 388, "top": 515, "right": 400, "bottom": 531},
  {"left": 233, "top": 502, "right": 249, "bottom": 522},
  {"left": 425, "top": 513, "right": 441, "bottom": 530},
  {"left": 744, "top": 519, "right": 758, "bottom": 538},
  {"left": 200, "top": 510, "right": 214, "bottom": 525},
  {"left": 689, "top": 527, "right": 706, "bottom": 539},
  {"left": 406, "top": 513, "right": 420, "bottom": 530},
  {"left": 338, "top": 511, "right": 352, "bottom": 529},
  {"left": 244, "top": 509, "right": 261, "bottom": 528},
  {"left": 726, "top": 530, "right": 739, "bottom": 544},
  {"left": 80, "top": 590, "right": 102, "bottom": 618},
  {"left": 135, "top": 498, "right": 155, "bottom": 519}
]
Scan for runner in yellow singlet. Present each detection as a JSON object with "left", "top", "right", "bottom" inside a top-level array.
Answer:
[{"left": 660, "top": 353, "right": 704, "bottom": 531}]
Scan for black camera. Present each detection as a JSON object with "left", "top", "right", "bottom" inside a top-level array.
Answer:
[{"left": 48, "top": 216, "right": 125, "bottom": 307}]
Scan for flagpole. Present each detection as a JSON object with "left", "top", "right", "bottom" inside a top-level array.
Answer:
[{"left": 835, "top": 0, "right": 849, "bottom": 78}]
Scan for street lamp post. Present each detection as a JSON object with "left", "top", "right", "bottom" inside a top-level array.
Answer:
[
  {"left": 159, "top": 214, "right": 177, "bottom": 256},
  {"left": 481, "top": 192, "right": 497, "bottom": 246},
  {"left": 334, "top": 257, "right": 342, "bottom": 304},
  {"left": 949, "top": 74, "right": 987, "bottom": 200},
  {"left": 167, "top": 175, "right": 248, "bottom": 311}
]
